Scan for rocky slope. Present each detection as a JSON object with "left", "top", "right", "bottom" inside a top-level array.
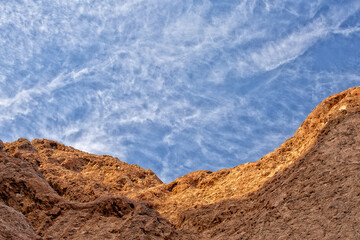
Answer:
[
  {"left": 128, "top": 86, "right": 360, "bottom": 223},
  {"left": 0, "top": 140, "right": 185, "bottom": 239},
  {"left": 0, "top": 202, "right": 38, "bottom": 240},
  {"left": 4, "top": 138, "right": 162, "bottom": 203},
  {"left": 0, "top": 86, "right": 359, "bottom": 239},
  {"left": 177, "top": 111, "right": 360, "bottom": 239}
]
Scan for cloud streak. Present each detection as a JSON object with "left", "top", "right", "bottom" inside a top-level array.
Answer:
[{"left": 1, "top": 0, "right": 360, "bottom": 182}]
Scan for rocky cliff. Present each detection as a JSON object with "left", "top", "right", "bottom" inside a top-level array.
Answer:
[{"left": 1, "top": 87, "right": 360, "bottom": 239}]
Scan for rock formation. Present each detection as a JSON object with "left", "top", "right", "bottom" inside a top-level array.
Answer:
[
  {"left": 0, "top": 141, "right": 182, "bottom": 239},
  {"left": 0, "top": 87, "right": 359, "bottom": 239}
]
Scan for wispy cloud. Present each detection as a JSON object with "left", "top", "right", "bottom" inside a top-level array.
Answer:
[{"left": 1, "top": 0, "right": 360, "bottom": 182}]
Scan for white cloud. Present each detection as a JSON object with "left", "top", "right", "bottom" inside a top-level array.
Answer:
[
  {"left": 333, "top": 26, "right": 360, "bottom": 36},
  {"left": 238, "top": 1, "right": 360, "bottom": 74},
  {"left": 1, "top": 0, "right": 360, "bottom": 182},
  {"left": 249, "top": 19, "right": 329, "bottom": 72}
]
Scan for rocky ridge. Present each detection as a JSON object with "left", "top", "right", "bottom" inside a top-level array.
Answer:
[
  {"left": 0, "top": 86, "right": 360, "bottom": 239},
  {"left": 127, "top": 86, "right": 360, "bottom": 223},
  {"left": 0, "top": 140, "right": 183, "bottom": 239},
  {"left": 176, "top": 111, "right": 360, "bottom": 239},
  {"left": 4, "top": 138, "right": 162, "bottom": 203}
]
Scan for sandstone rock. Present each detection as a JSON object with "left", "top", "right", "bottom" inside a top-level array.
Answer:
[
  {"left": 0, "top": 149, "right": 182, "bottom": 239},
  {"left": 0, "top": 202, "right": 39, "bottom": 240},
  {"left": 127, "top": 87, "right": 360, "bottom": 225},
  {"left": 4, "top": 138, "right": 163, "bottom": 203},
  {"left": 177, "top": 112, "right": 360, "bottom": 239},
  {"left": 1, "top": 86, "right": 360, "bottom": 239}
]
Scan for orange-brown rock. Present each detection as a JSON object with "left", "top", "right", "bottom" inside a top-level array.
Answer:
[
  {"left": 176, "top": 111, "right": 360, "bottom": 239},
  {"left": 0, "top": 145, "right": 182, "bottom": 239},
  {"left": 127, "top": 86, "right": 360, "bottom": 224},
  {"left": 1, "top": 86, "right": 360, "bottom": 239},
  {"left": 4, "top": 138, "right": 162, "bottom": 202},
  {"left": 0, "top": 202, "right": 38, "bottom": 240}
]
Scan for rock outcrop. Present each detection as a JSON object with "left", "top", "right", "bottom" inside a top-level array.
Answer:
[
  {"left": 4, "top": 138, "right": 162, "bottom": 203},
  {"left": 0, "top": 202, "right": 38, "bottom": 240},
  {"left": 0, "top": 139, "right": 182, "bottom": 239},
  {"left": 127, "top": 86, "right": 360, "bottom": 224},
  {"left": 176, "top": 112, "right": 360, "bottom": 239},
  {"left": 1, "top": 86, "right": 360, "bottom": 239}
]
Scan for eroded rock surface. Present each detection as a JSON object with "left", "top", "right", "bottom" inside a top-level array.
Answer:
[
  {"left": 4, "top": 138, "right": 162, "bottom": 203},
  {"left": 128, "top": 87, "right": 360, "bottom": 224},
  {"left": 177, "top": 112, "right": 360, "bottom": 239},
  {"left": 0, "top": 202, "right": 38, "bottom": 240},
  {"left": 1, "top": 87, "right": 360, "bottom": 239},
  {"left": 0, "top": 144, "right": 182, "bottom": 239}
]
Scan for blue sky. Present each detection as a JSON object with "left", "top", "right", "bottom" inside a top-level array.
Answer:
[{"left": 1, "top": 0, "right": 360, "bottom": 182}]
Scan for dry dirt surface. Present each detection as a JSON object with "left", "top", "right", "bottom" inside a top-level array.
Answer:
[{"left": 0, "top": 86, "right": 360, "bottom": 239}]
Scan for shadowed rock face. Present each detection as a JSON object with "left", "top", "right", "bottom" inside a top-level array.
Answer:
[
  {"left": 0, "top": 87, "right": 360, "bottom": 239},
  {"left": 0, "top": 202, "right": 38, "bottom": 240}
]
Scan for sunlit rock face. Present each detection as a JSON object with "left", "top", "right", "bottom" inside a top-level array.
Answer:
[
  {"left": 1, "top": 1, "right": 360, "bottom": 182},
  {"left": 1, "top": 87, "right": 360, "bottom": 239}
]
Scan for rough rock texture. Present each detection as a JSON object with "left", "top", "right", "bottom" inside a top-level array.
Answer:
[
  {"left": 0, "top": 202, "right": 38, "bottom": 240},
  {"left": 176, "top": 112, "right": 360, "bottom": 239},
  {"left": 127, "top": 87, "right": 360, "bottom": 223},
  {"left": 0, "top": 145, "right": 182, "bottom": 239},
  {"left": 1, "top": 86, "right": 360, "bottom": 239},
  {"left": 4, "top": 138, "right": 162, "bottom": 202}
]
